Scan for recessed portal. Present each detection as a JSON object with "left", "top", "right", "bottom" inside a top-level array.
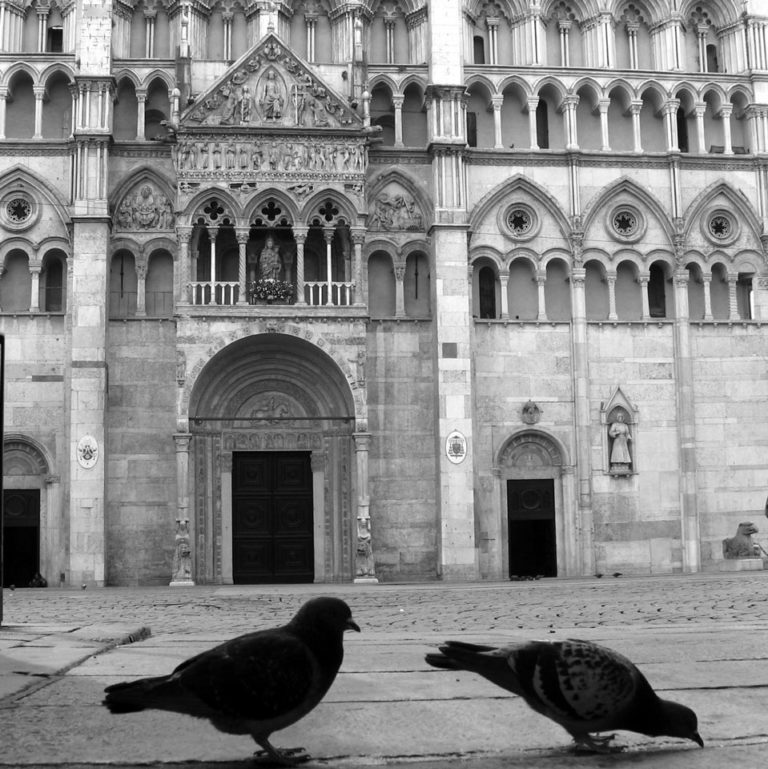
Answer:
[
  {"left": 232, "top": 451, "right": 313, "bottom": 584},
  {"left": 2, "top": 490, "right": 40, "bottom": 586},
  {"left": 507, "top": 479, "right": 556, "bottom": 578}
]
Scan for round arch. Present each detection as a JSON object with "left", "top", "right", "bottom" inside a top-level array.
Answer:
[{"left": 182, "top": 333, "right": 363, "bottom": 585}]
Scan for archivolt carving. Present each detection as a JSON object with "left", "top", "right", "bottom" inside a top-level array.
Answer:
[
  {"left": 3, "top": 437, "right": 50, "bottom": 475},
  {"left": 498, "top": 431, "right": 563, "bottom": 468}
]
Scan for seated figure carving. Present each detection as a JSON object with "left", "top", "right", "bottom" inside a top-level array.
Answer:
[{"left": 722, "top": 522, "right": 760, "bottom": 559}]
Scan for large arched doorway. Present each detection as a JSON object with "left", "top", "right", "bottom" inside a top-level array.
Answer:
[
  {"left": 187, "top": 334, "right": 357, "bottom": 584},
  {"left": 495, "top": 430, "right": 577, "bottom": 578}
]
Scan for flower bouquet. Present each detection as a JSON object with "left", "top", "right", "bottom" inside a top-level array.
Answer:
[{"left": 249, "top": 279, "right": 295, "bottom": 303}]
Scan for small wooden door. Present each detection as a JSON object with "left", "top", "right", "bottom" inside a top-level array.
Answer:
[
  {"left": 507, "top": 479, "right": 557, "bottom": 578},
  {"left": 2, "top": 490, "right": 40, "bottom": 587},
  {"left": 232, "top": 452, "right": 313, "bottom": 584}
]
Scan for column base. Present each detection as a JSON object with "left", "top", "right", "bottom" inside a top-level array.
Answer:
[
  {"left": 354, "top": 577, "right": 379, "bottom": 584},
  {"left": 169, "top": 579, "right": 196, "bottom": 587}
]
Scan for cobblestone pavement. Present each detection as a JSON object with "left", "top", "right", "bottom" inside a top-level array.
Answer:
[{"left": 4, "top": 571, "right": 768, "bottom": 635}]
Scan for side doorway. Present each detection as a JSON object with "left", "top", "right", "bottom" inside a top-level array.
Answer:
[
  {"left": 507, "top": 479, "right": 556, "bottom": 578},
  {"left": 231, "top": 452, "right": 313, "bottom": 584},
  {"left": 2, "top": 489, "right": 40, "bottom": 586}
]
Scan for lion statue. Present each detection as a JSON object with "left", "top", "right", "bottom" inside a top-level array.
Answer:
[{"left": 722, "top": 522, "right": 760, "bottom": 559}]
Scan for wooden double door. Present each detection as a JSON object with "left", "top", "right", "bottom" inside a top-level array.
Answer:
[{"left": 232, "top": 452, "right": 314, "bottom": 584}]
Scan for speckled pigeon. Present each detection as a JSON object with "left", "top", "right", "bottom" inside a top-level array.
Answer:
[
  {"left": 425, "top": 638, "right": 703, "bottom": 752},
  {"left": 104, "top": 596, "right": 360, "bottom": 765}
]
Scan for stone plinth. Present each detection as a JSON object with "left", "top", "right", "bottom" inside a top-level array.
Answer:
[{"left": 719, "top": 558, "right": 764, "bottom": 571}]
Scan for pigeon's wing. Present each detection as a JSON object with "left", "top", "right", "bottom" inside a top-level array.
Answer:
[
  {"left": 511, "top": 640, "right": 639, "bottom": 725},
  {"left": 171, "top": 629, "right": 319, "bottom": 721}
]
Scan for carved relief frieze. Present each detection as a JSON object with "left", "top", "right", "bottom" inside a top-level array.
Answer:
[
  {"left": 182, "top": 35, "right": 359, "bottom": 130},
  {"left": 114, "top": 181, "right": 175, "bottom": 232},
  {"left": 368, "top": 185, "right": 424, "bottom": 231},
  {"left": 175, "top": 135, "right": 367, "bottom": 185}
]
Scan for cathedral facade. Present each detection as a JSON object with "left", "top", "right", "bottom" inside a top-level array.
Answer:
[{"left": 1, "top": 0, "right": 768, "bottom": 586}]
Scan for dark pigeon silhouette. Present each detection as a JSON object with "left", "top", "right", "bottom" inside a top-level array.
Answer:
[
  {"left": 104, "top": 596, "right": 360, "bottom": 765},
  {"left": 425, "top": 638, "right": 703, "bottom": 753}
]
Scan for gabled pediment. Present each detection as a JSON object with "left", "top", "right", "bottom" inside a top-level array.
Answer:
[{"left": 181, "top": 33, "right": 363, "bottom": 132}]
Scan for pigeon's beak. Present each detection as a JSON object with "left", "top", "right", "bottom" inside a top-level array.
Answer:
[
  {"left": 345, "top": 618, "right": 361, "bottom": 633},
  {"left": 691, "top": 732, "right": 704, "bottom": 748}
]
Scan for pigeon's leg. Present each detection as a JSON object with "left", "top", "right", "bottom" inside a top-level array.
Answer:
[
  {"left": 252, "top": 738, "right": 311, "bottom": 766},
  {"left": 570, "top": 733, "right": 624, "bottom": 754}
]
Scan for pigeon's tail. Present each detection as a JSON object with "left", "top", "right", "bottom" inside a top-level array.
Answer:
[
  {"left": 102, "top": 675, "right": 171, "bottom": 714},
  {"left": 425, "top": 641, "right": 499, "bottom": 671}
]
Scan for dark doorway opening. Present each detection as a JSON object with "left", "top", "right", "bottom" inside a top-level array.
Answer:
[
  {"left": 2, "top": 490, "right": 40, "bottom": 586},
  {"left": 507, "top": 479, "right": 556, "bottom": 578},
  {"left": 232, "top": 452, "right": 313, "bottom": 584}
]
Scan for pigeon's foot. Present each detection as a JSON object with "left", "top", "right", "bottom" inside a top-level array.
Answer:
[
  {"left": 571, "top": 733, "right": 625, "bottom": 754},
  {"left": 253, "top": 742, "right": 310, "bottom": 767}
]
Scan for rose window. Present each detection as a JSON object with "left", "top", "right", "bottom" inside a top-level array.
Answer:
[
  {"left": 612, "top": 210, "right": 637, "bottom": 237},
  {"left": 507, "top": 209, "right": 532, "bottom": 236},
  {"left": 709, "top": 215, "right": 731, "bottom": 240},
  {"left": 6, "top": 197, "right": 31, "bottom": 223}
]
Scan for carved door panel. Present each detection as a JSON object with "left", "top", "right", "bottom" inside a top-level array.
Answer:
[
  {"left": 2, "top": 490, "right": 40, "bottom": 587},
  {"left": 507, "top": 479, "right": 557, "bottom": 578},
  {"left": 232, "top": 452, "right": 313, "bottom": 584}
]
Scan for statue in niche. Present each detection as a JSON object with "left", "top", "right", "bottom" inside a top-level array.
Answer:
[
  {"left": 257, "top": 236, "right": 283, "bottom": 280},
  {"left": 722, "top": 522, "right": 761, "bottom": 559},
  {"left": 608, "top": 410, "right": 632, "bottom": 473},
  {"left": 260, "top": 70, "right": 284, "bottom": 120}
]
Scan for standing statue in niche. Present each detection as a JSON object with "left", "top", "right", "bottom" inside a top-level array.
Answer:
[
  {"left": 171, "top": 519, "right": 193, "bottom": 584},
  {"left": 258, "top": 236, "right": 283, "bottom": 280},
  {"left": 260, "top": 71, "right": 283, "bottom": 120},
  {"left": 609, "top": 411, "right": 632, "bottom": 474}
]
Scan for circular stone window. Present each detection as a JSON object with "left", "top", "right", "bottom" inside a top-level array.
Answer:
[
  {"left": 701, "top": 208, "right": 739, "bottom": 246},
  {"left": 605, "top": 205, "right": 645, "bottom": 243},
  {"left": 501, "top": 204, "right": 539, "bottom": 241},
  {"left": 0, "top": 192, "right": 38, "bottom": 231}
]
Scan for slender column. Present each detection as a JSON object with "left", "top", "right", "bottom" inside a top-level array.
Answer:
[
  {"left": 0, "top": 86, "right": 7, "bottom": 139},
  {"left": 719, "top": 104, "right": 733, "bottom": 154},
  {"left": 136, "top": 91, "right": 146, "bottom": 140},
  {"left": 394, "top": 262, "right": 406, "bottom": 317},
  {"left": 491, "top": 95, "right": 503, "bottom": 148},
  {"left": 392, "top": 95, "right": 404, "bottom": 147},
  {"left": 170, "top": 433, "right": 194, "bottom": 586},
  {"left": 697, "top": 25, "right": 707, "bottom": 72},
  {"left": 176, "top": 225, "right": 192, "bottom": 304},
  {"left": 499, "top": 272, "right": 509, "bottom": 319},
  {"left": 222, "top": 11, "right": 233, "bottom": 59},
  {"left": 33, "top": 86, "right": 45, "bottom": 139},
  {"left": 694, "top": 103, "right": 706, "bottom": 153},
  {"left": 630, "top": 100, "right": 643, "bottom": 153},
  {"left": 294, "top": 227, "right": 307, "bottom": 306},
  {"left": 486, "top": 17, "right": 498, "bottom": 65},
  {"left": 324, "top": 227, "right": 334, "bottom": 306},
  {"left": 384, "top": 18, "right": 395, "bottom": 63},
  {"left": 663, "top": 99, "right": 680, "bottom": 151},
  {"left": 353, "top": 432, "right": 376, "bottom": 582},
  {"left": 527, "top": 97, "right": 539, "bottom": 149},
  {"left": 36, "top": 7, "right": 49, "bottom": 52},
  {"left": 639, "top": 276, "right": 650, "bottom": 319},
  {"left": 626, "top": 22, "right": 638, "bottom": 68},
  {"left": 135, "top": 259, "right": 147, "bottom": 317},
  {"left": 236, "top": 228, "right": 249, "bottom": 305},
  {"left": 144, "top": 10, "right": 156, "bottom": 58},
  {"left": 727, "top": 276, "right": 738, "bottom": 319},
  {"left": 536, "top": 276, "right": 546, "bottom": 320},
  {"left": 702, "top": 276, "right": 713, "bottom": 319},
  {"left": 607, "top": 275, "right": 618, "bottom": 320},
  {"left": 209, "top": 227, "right": 218, "bottom": 305},
  {"left": 559, "top": 20, "right": 571, "bottom": 66},
  {"left": 29, "top": 262, "right": 41, "bottom": 312},
  {"left": 598, "top": 98, "right": 610, "bottom": 150},
  {"left": 305, "top": 14, "right": 316, "bottom": 62},
  {"left": 351, "top": 228, "right": 365, "bottom": 306},
  {"left": 563, "top": 95, "right": 579, "bottom": 149}
]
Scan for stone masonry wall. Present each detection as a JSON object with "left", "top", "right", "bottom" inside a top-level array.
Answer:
[
  {"left": 105, "top": 320, "right": 177, "bottom": 585},
  {"left": 367, "top": 321, "right": 438, "bottom": 581}
]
